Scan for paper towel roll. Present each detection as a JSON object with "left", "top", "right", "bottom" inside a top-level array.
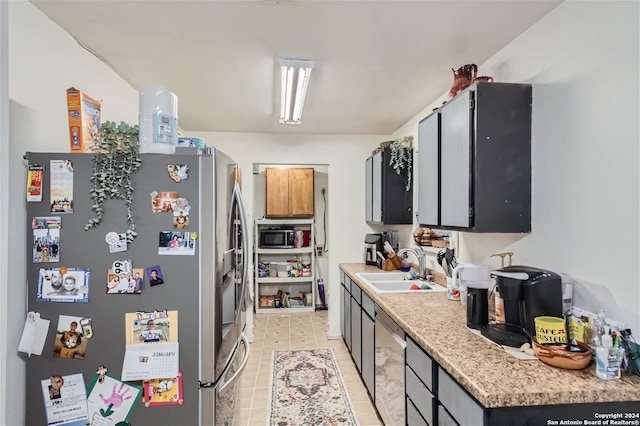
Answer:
[{"left": 139, "top": 87, "right": 178, "bottom": 154}]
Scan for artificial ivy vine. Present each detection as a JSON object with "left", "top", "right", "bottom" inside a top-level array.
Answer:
[
  {"left": 389, "top": 135, "right": 414, "bottom": 191},
  {"left": 84, "top": 120, "right": 142, "bottom": 243}
]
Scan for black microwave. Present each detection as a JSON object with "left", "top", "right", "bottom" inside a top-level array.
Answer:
[{"left": 259, "top": 228, "right": 295, "bottom": 249}]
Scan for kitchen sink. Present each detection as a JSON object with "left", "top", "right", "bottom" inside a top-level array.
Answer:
[
  {"left": 357, "top": 272, "right": 408, "bottom": 282},
  {"left": 355, "top": 272, "right": 446, "bottom": 294}
]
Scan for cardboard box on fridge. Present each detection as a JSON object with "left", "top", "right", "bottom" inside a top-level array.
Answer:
[{"left": 66, "top": 87, "right": 102, "bottom": 153}]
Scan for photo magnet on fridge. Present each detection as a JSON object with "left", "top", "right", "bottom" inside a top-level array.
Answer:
[
  {"left": 145, "top": 266, "right": 164, "bottom": 287},
  {"left": 37, "top": 268, "right": 89, "bottom": 303},
  {"left": 158, "top": 231, "right": 195, "bottom": 255},
  {"left": 53, "top": 314, "right": 87, "bottom": 360},
  {"left": 106, "top": 268, "right": 144, "bottom": 294},
  {"left": 143, "top": 371, "right": 184, "bottom": 407},
  {"left": 171, "top": 198, "right": 190, "bottom": 229},
  {"left": 150, "top": 191, "right": 178, "bottom": 213},
  {"left": 167, "top": 164, "right": 189, "bottom": 182},
  {"left": 32, "top": 217, "right": 61, "bottom": 263}
]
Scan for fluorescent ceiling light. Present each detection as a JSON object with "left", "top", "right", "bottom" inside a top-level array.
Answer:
[{"left": 279, "top": 59, "right": 315, "bottom": 124}]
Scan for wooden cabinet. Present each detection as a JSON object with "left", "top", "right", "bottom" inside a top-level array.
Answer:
[
  {"left": 417, "top": 83, "right": 532, "bottom": 232},
  {"left": 365, "top": 145, "right": 413, "bottom": 225},
  {"left": 254, "top": 219, "right": 315, "bottom": 313},
  {"left": 265, "top": 168, "right": 314, "bottom": 217}
]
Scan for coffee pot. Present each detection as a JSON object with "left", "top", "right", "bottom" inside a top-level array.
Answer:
[{"left": 451, "top": 264, "right": 491, "bottom": 329}]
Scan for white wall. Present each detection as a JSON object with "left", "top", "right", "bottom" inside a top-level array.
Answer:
[{"left": 394, "top": 1, "right": 640, "bottom": 333}]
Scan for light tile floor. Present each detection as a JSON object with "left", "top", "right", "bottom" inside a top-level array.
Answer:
[{"left": 233, "top": 310, "right": 383, "bottom": 426}]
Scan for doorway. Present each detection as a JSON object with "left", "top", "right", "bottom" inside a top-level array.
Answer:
[{"left": 251, "top": 163, "right": 329, "bottom": 313}]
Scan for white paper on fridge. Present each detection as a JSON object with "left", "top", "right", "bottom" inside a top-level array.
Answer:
[
  {"left": 18, "top": 311, "right": 50, "bottom": 357},
  {"left": 121, "top": 342, "right": 179, "bottom": 381},
  {"left": 40, "top": 373, "right": 89, "bottom": 426}
]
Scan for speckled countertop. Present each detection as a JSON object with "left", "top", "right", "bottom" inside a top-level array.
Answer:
[{"left": 340, "top": 263, "right": 640, "bottom": 409}]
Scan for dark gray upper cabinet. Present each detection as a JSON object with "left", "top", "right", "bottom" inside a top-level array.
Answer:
[
  {"left": 365, "top": 145, "right": 413, "bottom": 225},
  {"left": 417, "top": 83, "right": 532, "bottom": 233}
]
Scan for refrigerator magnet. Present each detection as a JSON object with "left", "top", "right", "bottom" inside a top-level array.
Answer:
[
  {"left": 27, "top": 164, "right": 44, "bottom": 202},
  {"left": 158, "top": 231, "right": 195, "bottom": 256},
  {"left": 145, "top": 266, "right": 164, "bottom": 287},
  {"left": 105, "top": 231, "right": 128, "bottom": 253},
  {"left": 80, "top": 318, "right": 94, "bottom": 339},
  {"left": 171, "top": 198, "right": 191, "bottom": 229},
  {"left": 32, "top": 217, "right": 61, "bottom": 263},
  {"left": 49, "top": 160, "right": 74, "bottom": 214},
  {"left": 86, "top": 373, "right": 142, "bottom": 424},
  {"left": 150, "top": 191, "right": 178, "bottom": 213},
  {"left": 143, "top": 371, "right": 184, "bottom": 407},
  {"left": 107, "top": 268, "right": 144, "bottom": 294},
  {"left": 53, "top": 315, "right": 87, "bottom": 360},
  {"left": 41, "top": 373, "right": 90, "bottom": 425},
  {"left": 37, "top": 268, "right": 89, "bottom": 303},
  {"left": 96, "top": 366, "right": 107, "bottom": 383},
  {"left": 167, "top": 164, "right": 188, "bottom": 182}
]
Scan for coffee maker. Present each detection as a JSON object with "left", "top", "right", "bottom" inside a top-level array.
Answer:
[
  {"left": 481, "top": 265, "right": 563, "bottom": 347},
  {"left": 364, "top": 232, "right": 398, "bottom": 267},
  {"left": 364, "top": 233, "right": 383, "bottom": 267}
]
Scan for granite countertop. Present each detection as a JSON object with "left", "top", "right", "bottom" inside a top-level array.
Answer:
[{"left": 340, "top": 263, "right": 640, "bottom": 409}]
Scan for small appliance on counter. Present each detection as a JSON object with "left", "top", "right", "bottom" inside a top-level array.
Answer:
[
  {"left": 364, "top": 231, "right": 398, "bottom": 268},
  {"left": 364, "top": 233, "right": 383, "bottom": 266},
  {"left": 451, "top": 263, "right": 491, "bottom": 329},
  {"left": 481, "top": 265, "right": 563, "bottom": 347}
]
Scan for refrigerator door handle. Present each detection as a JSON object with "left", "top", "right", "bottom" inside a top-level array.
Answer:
[
  {"left": 232, "top": 182, "right": 250, "bottom": 312},
  {"left": 217, "top": 332, "right": 249, "bottom": 394}
]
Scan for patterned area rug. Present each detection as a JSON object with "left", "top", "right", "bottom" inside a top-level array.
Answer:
[{"left": 268, "top": 348, "right": 359, "bottom": 426}]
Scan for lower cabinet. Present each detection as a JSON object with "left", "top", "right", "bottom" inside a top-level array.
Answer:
[
  {"left": 340, "top": 271, "right": 346, "bottom": 340},
  {"left": 361, "top": 292, "right": 375, "bottom": 398},
  {"left": 438, "top": 366, "right": 484, "bottom": 425},
  {"left": 340, "top": 268, "right": 375, "bottom": 401},
  {"left": 406, "top": 337, "right": 436, "bottom": 425},
  {"left": 342, "top": 279, "right": 351, "bottom": 352},
  {"left": 406, "top": 335, "right": 483, "bottom": 426},
  {"left": 350, "top": 285, "right": 362, "bottom": 373}
]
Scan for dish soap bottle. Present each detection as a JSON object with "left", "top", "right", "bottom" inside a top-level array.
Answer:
[{"left": 595, "top": 327, "right": 621, "bottom": 380}]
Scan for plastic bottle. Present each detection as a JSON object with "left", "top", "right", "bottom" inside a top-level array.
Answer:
[{"left": 595, "top": 327, "right": 621, "bottom": 380}]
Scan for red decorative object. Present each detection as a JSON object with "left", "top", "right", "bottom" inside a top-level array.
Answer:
[{"left": 448, "top": 64, "right": 477, "bottom": 99}]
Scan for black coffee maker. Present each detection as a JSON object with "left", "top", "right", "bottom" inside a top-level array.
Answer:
[
  {"left": 481, "top": 266, "right": 563, "bottom": 347},
  {"left": 364, "top": 233, "right": 383, "bottom": 267}
]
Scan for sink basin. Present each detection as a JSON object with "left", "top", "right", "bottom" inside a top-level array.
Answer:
[
  {"left": 355, "top": 272, "right": 446, "bottom": 294},
  {"left": 357, "top": 272, "right": 408, "bottom": 282}
]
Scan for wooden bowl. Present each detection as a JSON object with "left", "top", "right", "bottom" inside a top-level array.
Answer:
[{"left": 531, "top": 338, "right": 592, "bottom": 370}]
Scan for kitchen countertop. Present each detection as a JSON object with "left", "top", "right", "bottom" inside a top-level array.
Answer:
[{"left": 340, "top": 263, "right": 640, "bottom": 409}]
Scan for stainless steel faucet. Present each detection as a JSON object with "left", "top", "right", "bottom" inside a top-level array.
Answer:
[{"left": 397, "top": 246, "right": 426, "bottom": 279}]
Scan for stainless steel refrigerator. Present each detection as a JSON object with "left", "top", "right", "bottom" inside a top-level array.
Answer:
[{"left": 24, "top": 147, "right": 250, "bottom": 425}]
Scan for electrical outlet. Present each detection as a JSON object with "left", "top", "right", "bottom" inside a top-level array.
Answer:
[{"left": 316, "top": 245, "right": 324, "bottom": 257}]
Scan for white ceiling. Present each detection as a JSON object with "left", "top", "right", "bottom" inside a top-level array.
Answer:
[{"left": 31, "top": 0, "right": 561, "bottom": 135}]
